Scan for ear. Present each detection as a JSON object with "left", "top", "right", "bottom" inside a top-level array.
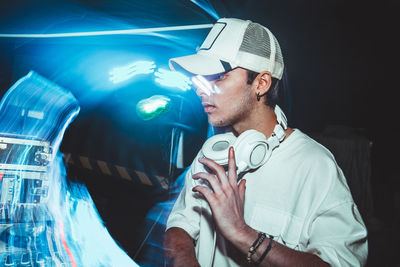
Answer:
[{"left": 255, "top": 71, "right": 272, "bottom": 97}]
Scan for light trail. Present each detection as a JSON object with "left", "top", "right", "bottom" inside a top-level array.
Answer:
[
  {"left": 109, "top": 61, "right": 156, "bottom": 84},
  {"left": 154, "top": 68, "right": 192, "bottom": 91}
]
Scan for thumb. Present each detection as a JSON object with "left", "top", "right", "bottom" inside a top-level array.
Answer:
[{"left": 238, "top": 179, "right": 246, "bottom": 202}]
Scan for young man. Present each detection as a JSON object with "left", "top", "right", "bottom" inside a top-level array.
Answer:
[{"left": 164, "top": 18, "right": 368, "bottom": 267}]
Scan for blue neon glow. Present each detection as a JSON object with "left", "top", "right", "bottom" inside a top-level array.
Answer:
[
  {"left": 154, "top": 68, "right": 192, "bottom": 91},
  {"left": 109, "top": 60, "right": 156, "bottom": 84},
  {"left": 0, "top": 3, "right": 218, "bottom": 262}
]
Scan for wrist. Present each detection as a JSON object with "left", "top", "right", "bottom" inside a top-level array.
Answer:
[{"left": 229, "top": 223, "right": 259, "bottom": 253}]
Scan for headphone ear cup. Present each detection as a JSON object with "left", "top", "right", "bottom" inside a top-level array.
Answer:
[
  {"left": 201, "top": 132, "right": 237, "bottom": 166},
  {"left": 233, "top": 130, "right": 271, "bottom": 173},
  {"left": 201, "top": 130, "right": 276, "bottom": 174},
  {"left": 249, "top": 142, "right": 271, "bottom": 166}
]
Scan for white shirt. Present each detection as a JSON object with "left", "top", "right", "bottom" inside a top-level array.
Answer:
[{"left": 166, "top": 129, "right": 368, "bottom": 266}]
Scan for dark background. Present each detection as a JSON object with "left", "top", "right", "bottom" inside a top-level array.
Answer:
[{"left": 0, "top": 0, "right": 399, "bottom": 266}]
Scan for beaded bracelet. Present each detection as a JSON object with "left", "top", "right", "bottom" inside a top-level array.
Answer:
[
  {"left": 254, "top": 235, "right": 274, "bottom": 265},
  {"left": 246, "top": 232, "right": 267, "bottom": 264}
]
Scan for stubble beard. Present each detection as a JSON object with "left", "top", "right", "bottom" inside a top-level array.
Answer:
[{"left": 208, "top": 87, "right": 254, "bottom": 128}]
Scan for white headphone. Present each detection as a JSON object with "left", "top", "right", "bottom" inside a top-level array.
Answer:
[{"left": 201, "top": 105, "right": 288, "bottom": 174}]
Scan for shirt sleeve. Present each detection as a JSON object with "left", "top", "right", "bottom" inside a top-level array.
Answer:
[
  {"left": 306, "top": 201, "right": 368, "bottom": 266},
  {"left": 166, "top": 163, "right": 203, "bottom": 240},
  {"left": 304, "top": 155, "right": 368, "bottom": 267}
]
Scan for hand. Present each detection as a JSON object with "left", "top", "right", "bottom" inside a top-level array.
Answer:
[{"left": 192, "top": 147, "right": 247, "bottom": 241}]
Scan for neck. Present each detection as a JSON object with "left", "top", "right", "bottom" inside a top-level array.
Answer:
[
  {"left": 232, "top": 104, "right": 294, "bottom": 139},
  {"left": 232, "top": 105, "right": 277, "bottom": 137}
]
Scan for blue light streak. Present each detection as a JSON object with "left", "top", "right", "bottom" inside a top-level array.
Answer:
[
  {"left": 190, "top": 0, "right": 220, "bottom": 20},
  {"left": 0, "top": 24, "right": 214, "bottom": 38},
  {"left": 109, "top": 60, "right": 156, "bottom": 84},
  {"left": 62, "top": 183, "right": 140, "bottom": 267},
  {"left": 154, "top": 68, "right": 192, "bottom": 91}
]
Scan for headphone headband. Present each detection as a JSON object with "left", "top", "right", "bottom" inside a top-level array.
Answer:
[{"left": 274, "top": 105, "right": 287, "bottom": 130}]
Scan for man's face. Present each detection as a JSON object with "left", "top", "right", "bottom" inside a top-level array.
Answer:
[{"left": 193, "top": 67, "right": 255, "bottom": 128}]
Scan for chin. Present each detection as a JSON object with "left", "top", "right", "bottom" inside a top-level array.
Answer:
[{"left": 209, "top": 119, "right": 229, "bottom": 128}]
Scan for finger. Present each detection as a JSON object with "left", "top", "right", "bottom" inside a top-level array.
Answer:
[
  {"left": 238, "top": 179, "right": 246, "bottom": 203},
  {"left": 192, "top": 185, "right": 216, "bottom": 204},
  {"left": 193, "top": 172, "right": 223, "bottom": 195},
  {"left": 198, "top": 157, "right": 230, "bottom": 189},
  {"left": 227, "top": 146, "right": 238, "bottom": 187}
]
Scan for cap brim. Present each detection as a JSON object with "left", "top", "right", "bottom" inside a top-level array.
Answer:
[{"left": 169, "top": 53, "right": 228, "bottom": 76}]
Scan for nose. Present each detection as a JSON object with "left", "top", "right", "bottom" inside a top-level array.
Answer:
[
  {"left": 191, "top": 75, "right": 215, "bottom": 97},
  {"left": 194, "top": 85, "right": 209, "bottom": 98},
  {"left": 193, "top": 86, "right": 210, "bottom": 105}
]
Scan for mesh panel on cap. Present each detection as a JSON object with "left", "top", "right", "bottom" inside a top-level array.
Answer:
[
  {"left": 238, "top": 22, "right": 284, "bottom": 78},
  {"left": 239, "top": 22, "right": 271, "bottom": 59},
  {"left": 273, "top": 36, "right": 284, "bottom": 66}
]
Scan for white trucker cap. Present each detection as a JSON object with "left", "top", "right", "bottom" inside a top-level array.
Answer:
[{"left": 169, "top": 18, "right": 284, "bottom": 80}]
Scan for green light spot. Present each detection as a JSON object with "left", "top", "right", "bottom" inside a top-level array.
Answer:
[{"left": 136, "top": 95, "right": 171, "bottom": 120}]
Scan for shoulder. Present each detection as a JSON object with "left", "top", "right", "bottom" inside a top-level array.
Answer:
[
  {"left": 281, "top": 130, "right": 349, "bottom": 192},
  {"left": 281, "top": 129, "right": 337, "bottom": 165}
]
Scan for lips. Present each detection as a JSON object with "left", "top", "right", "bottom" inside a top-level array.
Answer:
[{"left": 202, "top": 103, "right": 216, "bottom": 113}]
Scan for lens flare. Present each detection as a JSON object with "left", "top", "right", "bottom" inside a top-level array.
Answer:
[{"left": 191, "top": 75, "right": 214, "bottom": 96}]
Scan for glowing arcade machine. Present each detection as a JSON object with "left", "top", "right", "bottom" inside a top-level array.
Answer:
[
  {"left": 0, "top": 71, "right": 139, "bottom": 267},
  {"left": 0, "top": 137, "right": 55, "bottom": 266},
  {"left": 0, "top": 71, "right": 79, "bottom": 266}
]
